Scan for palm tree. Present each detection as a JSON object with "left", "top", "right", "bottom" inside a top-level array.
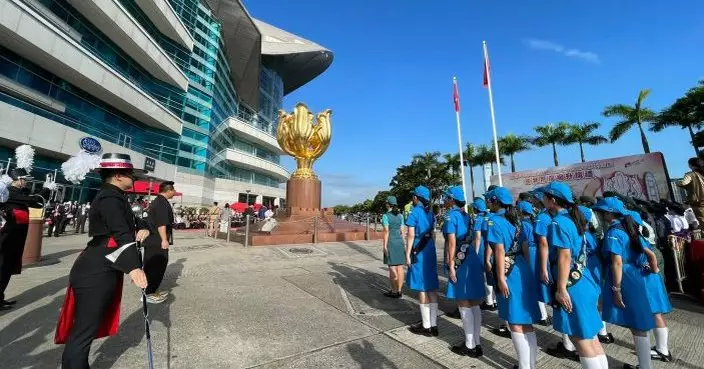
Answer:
[
  {"left": 533, "top": 122, "right": 570, "bottom": 167},
  {"left": 652, "top": 82, "right": 704, "bottom": 154},
  {"left": 498, "top": 133, "right": 532, "bottom": 172},
  {"left": 602, "top": 88, "right": 656, "bottom": 153},
  {"left": 565, "top": 122, "right": 608, "bottom": 162},
  {"left": 475, "top": 144, "right": 504, "bottom": 177},
  {"left": 463, "top": 143, "right": 477, "bottom": 199},
  {"left": 443, "top": 153, "right": 461, "bottom": 176}
]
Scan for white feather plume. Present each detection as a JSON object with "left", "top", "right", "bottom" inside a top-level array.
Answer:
[
  {"left": 61, "top": 150, "right": 101, "bottom": 184},
  {"left": 15, "top": 144, "right": 35, "bottom": 171},
  {"left": 0, "top": 175, "right": 11, "bottom": 203},
  {"left": 0, "top": 174, "right": 12, "bottom": 186}
]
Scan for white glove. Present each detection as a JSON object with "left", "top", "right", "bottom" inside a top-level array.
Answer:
[{"left": 43, "top": 177, "right": 57, "bottom": 191}]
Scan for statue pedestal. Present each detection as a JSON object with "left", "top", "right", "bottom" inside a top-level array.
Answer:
[{"left": 286, "top": 177, "right": 321, "bottom": 210}]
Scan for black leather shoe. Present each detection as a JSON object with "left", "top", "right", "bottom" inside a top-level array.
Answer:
[
  {"left": 623, "top": 364, "right": 639, "bottom": 369},
  {"left": 447, "top": 308, "right": 461, "bottom": 319},
  {"left": 492, "top": 325, "right": 511, "bottom": 338},
  {"left": 0, "top": 304, "right": 12, "bottom": 311},
  {"left": 539, "top": 317, "right": 552, "bottom": 326},
  {"left": 1, "top": 300, "right": 17, "bottom": 306},
  {"left": 430, "top": 326, "right": 439, "bottom": 336},
  {"left": 383, "top": 291, "right": 402, "bottom": 298},
  {"left": 546, "top": 342, "right": 579, "bottom": 362},
  {"left": 480, "top": 302, "right": 497, "bottom": 311},
  {"left": 450, "top": 343, "right": 483, "bottom": 357},
  {"left": 408, "top": 323, "right": 434, "bottom": 337},
  {"left": 598, "top": 333, "right": 615, "bottom": 344},
  {"left": 650, "top": 346, "right": 673, "bottom": 362}
]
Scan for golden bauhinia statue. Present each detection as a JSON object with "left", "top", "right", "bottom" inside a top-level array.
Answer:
[{"left": 276, "top": 103, "right": 331, "bottom": 179}]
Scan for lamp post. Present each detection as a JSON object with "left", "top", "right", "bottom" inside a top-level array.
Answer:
[{"left": 245, "top": 189, "right": 251, "bottom": 205}]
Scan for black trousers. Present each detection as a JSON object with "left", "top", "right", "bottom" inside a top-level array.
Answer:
[
  {"left": 48, "top": 216, "right": 64, "bottom": 237},
  {"left": 143, "top": 243, "right": 169, "bottom": 295},
  {"left": 61, "top": 273, "right": 117, "bottom": 369},
  {"left": 74, "top": 216, "right": 87, "bottom": 234},
  {"left": 0, "top": 266, "right": 11, "bottom": 301}
]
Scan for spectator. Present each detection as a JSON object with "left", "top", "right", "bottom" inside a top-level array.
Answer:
[
  {"left": 207, "top": 202, "right": 221, "bottom": 236},
  {"left": 677, "top": 157, "right": 704, "bottom": 228}
]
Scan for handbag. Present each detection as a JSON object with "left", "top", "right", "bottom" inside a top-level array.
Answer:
[{"left": 550, "top": 233, "right": 588, "bottom": 308}]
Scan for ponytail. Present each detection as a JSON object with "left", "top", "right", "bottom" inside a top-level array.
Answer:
[
  {"left": 503, "top": 204, "right": 522, "bottom": 229},
  {"left": 547, "top": 193, "right": 586, "bottom": 235},
  {"left": 391, "top": 206, "right": 400, "bottom": 216},
  {"left": 621, "top": 215, "right": 644, "bottom": 253}
]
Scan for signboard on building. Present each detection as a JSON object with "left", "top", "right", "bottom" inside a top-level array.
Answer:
[
  {"left": 79, "top": 137, "right": 102, "bottom": 154},
  {"left": 490, "top": 152, "right": 673, "bottom": 202},
  {"left": 144, "top": 157, "right": 156, "bottom": 173}
]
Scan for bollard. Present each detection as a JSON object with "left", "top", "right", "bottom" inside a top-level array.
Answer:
[
  {"left": 226, "top": 222, "right": 231, "bottom": 243},
  {"left": 244, "top": 214, "right": 250, "bottom": 248},
  {"left": 365, "top": 215, "right": 370, "bottom": 240},
  {"left": 312, "top": 216, "right": 317, "bottom": 244}
]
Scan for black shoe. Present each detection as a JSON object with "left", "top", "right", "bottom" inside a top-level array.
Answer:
[
  {"left": 383, "top": 291, "right": 402, "bottom": 298},
  {"left": 450, "top": 343, "right": 483, "bottom": 357},
  {"left": 598, "top": 333, "right": 615, "bottom": 344},
  {"left": 545, "top": 342, "right": 579, "bottom": 362},
  {"left": 409, "top": 323, "right": 437, "bottom": 337},
  {"left": 539, "top": 316, "right": 552, "bottom": 326},
  {"left": 0, "top": 300, "right": 16, "bottom": 306},
  {"left": 650, "top": 346, "right": 673, "bottom": 362},
  {"left": 0, "top": 304, "right": 12, "bottom": 311},
  {"left": 623, "top": 364, "right": 639, "bottom": 369},
  {"left": 447, "top": 308, "right": 461, "bottom": 319},
  {"left": 480, "top": 302, "right": 497, "bottom": 311},
  {"left": 491, "top": 324, "right": 511, "bottom": 338}
]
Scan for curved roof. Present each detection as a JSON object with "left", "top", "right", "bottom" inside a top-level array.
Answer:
[{"left": 254, "top": 19, "right": 333, "bottom": 95}]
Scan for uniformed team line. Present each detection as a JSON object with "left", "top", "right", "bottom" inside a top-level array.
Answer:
[{"left": 378, "top": 182, "right": 673, "bottom": 369}]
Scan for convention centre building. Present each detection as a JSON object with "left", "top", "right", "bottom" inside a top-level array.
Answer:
[{"left": 0, "top": 0, "right": 333, "bottom": 206}]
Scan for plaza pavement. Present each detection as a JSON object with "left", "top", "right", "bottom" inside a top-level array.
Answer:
[{"left": 1, "top": 232, "right": 703, "bottom": 369}]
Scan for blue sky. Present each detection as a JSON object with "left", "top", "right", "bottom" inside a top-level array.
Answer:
[{"left": 245, "top": 0, "right": 704, "bottom": 206}]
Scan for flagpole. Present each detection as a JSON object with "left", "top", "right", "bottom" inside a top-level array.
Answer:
[
  {"left": 453, "top": 77, "right": 469, "bottom": 212},
  {"left": 483, "top": 40, "right": 503, "bottom": 186}
]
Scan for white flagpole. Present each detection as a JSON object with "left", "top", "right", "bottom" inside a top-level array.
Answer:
[
  {"left": 482, "top": 40, "right": 503, "bottom": 186},
  {"left": 453, "top": 77, "right": 469, "bottom": 212}
]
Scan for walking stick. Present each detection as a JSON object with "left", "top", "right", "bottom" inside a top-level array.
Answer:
[{"left": 139, "top": 242, "right": 155, "bottom": 369}]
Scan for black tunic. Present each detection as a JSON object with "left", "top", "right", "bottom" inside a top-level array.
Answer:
[{"left": 0, "top": 186, "right": 49, "bottom": 275}]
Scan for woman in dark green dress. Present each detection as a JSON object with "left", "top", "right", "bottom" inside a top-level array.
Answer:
[{"left": 383, "top": 196, "right": 406, "bottom": 298}]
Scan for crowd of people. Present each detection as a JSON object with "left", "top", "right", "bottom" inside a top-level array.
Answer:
[{"left": 379, "top": 181, "right": 692, "bottom": 369}]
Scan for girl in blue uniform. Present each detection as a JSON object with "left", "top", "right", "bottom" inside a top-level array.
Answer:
[
  {"left": 629, "top": 211, "right": 674, "bottom": 363},
  {"left": 593, "top": 198, "right": 655, "bottom": 369},
  {"left": 531, "top": 191, "right": 553, "bottom": 320},
  {"left": 382, "top": 196, "right": 406, "bottom": 298},
  {"left": 472, "top": 198, "right": 496, "bottom": 312},
  {"left": 443, "top": 186, "right": 484, "bottom": 357},
  {"left": 519, "top": 200, "right": 551, "bottom": 325},
  {"left": 580, "top": 205, "right": 615, "bottom": 345},
  {"left": 405, "top": 185, "right": 440, "bottom": 336},
  {"left": 538, "top": 182, "right": 608, "bottom": 369},
  {"left": 485, "top": 187, "right": 541, "bottom": 369}
]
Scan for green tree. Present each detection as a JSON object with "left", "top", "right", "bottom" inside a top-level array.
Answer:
[
  {"left": 602, "top": 88, "right": 656, "bottom": 153},
  {"left": 533, "top": 122, "right": 570, "bottom": 167},
  {"left": 474, "top": 144, "right": 505, "bottom": 178},
  {"left": 389, "top": 151, "right": 458, "bottom": 204},
  {"left": 443, "top": 153, "right": 461, "bottom": 176},
  {"left": 498, "top": 133, "right": 532, "bottom": 172},
  {"left": 652, "top": 81, "right": 704, "bottom": 154},
  {"left": 371, "top": 190, "right": 391, "bottom": 214},
  {"left": 332, "top": 205, "right": 350, "bottom": 215},
  {"left": 565, "top": 122, "right": 608, "bottom": 162}
]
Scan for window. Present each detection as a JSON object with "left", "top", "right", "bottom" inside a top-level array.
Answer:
[{"left": 118, "top": 133, "right": 132, "bottom": 149}]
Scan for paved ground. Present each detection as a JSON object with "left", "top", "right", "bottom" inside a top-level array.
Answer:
[{"left": 1, "top": 232, "right": 704, "bottom": 369}]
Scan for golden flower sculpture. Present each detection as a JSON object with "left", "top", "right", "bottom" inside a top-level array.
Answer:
[{"left": 277, "top": 103, "right": 332, "bottom": 179}]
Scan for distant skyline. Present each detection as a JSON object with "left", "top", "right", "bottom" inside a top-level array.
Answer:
[{"left": 245, "top": 0, "right": 704, "bottom": 206}]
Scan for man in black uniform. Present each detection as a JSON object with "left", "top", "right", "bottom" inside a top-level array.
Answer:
[
  {"left": 55, "top": 153, "right": 150, "bottom": 369},
  {"left": 0, "top": 168, "right": 50, "bottom": 309},
  {"left": 74, "top": 203, "right": 88, "bottom": 234},
  {"left": 142, "top": 181, "right": 177, "bottom": 304}
]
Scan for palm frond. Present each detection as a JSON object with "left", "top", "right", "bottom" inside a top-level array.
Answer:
[
  {"left": 602, "top": 104, "right": 635, "bottom": 118},
  {"left": 609, "top": 120, "right": 634, "bottom": 142},
  {"left": 585, "top": 135, "right": 608, "bottom": 145},
  {"left": 636, "top": 88, "right": 652, "bottom": 109}
]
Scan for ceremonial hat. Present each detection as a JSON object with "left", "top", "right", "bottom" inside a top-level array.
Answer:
[
  {"left": 9, "top": 167, "right": 32, "bottom": 180},
  {"left": 94, "top": 153, "right": 146, "bottom": 174}
]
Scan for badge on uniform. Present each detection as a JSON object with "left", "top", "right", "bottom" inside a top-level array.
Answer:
[{"left": 454, "top": 242, "right": 470, "bottom": 269}]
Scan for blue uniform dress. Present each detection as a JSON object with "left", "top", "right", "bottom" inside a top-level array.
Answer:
[
  {"left": 481, "top": 212, "right": 495, "bottom": 286},
  {"left": 601, "top": 221, "right": 655, "bottom": 331},
  {"left": 585, "top": 232, "right": 603, "bottom": 287},
  {"left": 486, "top": 210, "right": 541, "bottom": 324},
  {"left": 534, "top": 210, "right": 552, "bottom": 303},
  {"left": 520, "top": 217, "right": 539, "bottom": 287},
  {"left": 445, "top": 207, "right": 485, "bottom": 301},
  {"left": 639, "top": 237, "right": 673, "bottom": 314},
  {"left": 548, "top": 210, "right": 603, "bottom": 339},
  {"left": 406, "top": 203, "right": 439, "bottom": 291}
]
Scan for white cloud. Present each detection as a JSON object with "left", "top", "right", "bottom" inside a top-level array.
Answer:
[
  {"left": 318, "top": 173, "right": 383, "bottom": 207},
  {"left": 525, "top": 38, "right": 601, "bottom": 64}
]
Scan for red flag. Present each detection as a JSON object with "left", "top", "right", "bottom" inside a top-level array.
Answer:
[
  {"left": 453, "top": 79, "right": 460, "bottom": 112},
  {"left": 483, "top": 60, "right": 490, "bottom": 88}
]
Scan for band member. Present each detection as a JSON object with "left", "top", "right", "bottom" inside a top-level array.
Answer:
[
  {"left": 405, "top": 186, "right": 440, "bottom": 336},
  {"left": 444, "top": 186, "right": 484, "bottom": 357},
  {"left": 485, "top": 187, "right": 541, "bottom": 369},
  {"left": 539, "top": 183, "right": 608, "bottom": 369},
  {"left": 593, "top": 197, "right": 655, "bottom": 369},
  {"left": 0, "top": 168, "right": 50, "bottom": 309},
  {"left": 143, "top": 181, "right": 177, "bottom": 304},
  {"left": 56, "top": 153, "right": 150, "bottom": 369},
  {"left": 74, "top": 203, "right": 89, "bottom": 234}
]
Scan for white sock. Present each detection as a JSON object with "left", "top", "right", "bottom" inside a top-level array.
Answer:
[
  {"left": 471, "top": 305, "right": 482, "bottom": 346},
  {"left": 654, "top": 327, "right": 669, "bottom": 355},
  {"left": 429, "top": 303, "right": 439, "bottom": 327},
  {"left": 459, "top": 307, "right": 475, "bottom": 349},
  {"left": 598, "top": 321, "right": 608, "bottom": 336},
  {"left": 511, "top": 332, "right": 531, "bottom": 369},
  {"left": 634, "top": 335, "right": 654, "bottom": 369},
  {"left": 580, "top": 356, "right": 603, "bottom": 369},
  {"left": 526, "top": 331, "right": 538, "bottom": 369},
  {"left": 538, "top": 302, "right": 548, "bottom": 321},
  {"left": 420, "top": 304, "right": 430, "bottom": 329},
  {"left": 486, "top": 285, "right": 495, "bottom": 305},
  {"left": 563, "top": 334, "right": 576, "bottom": 352},
  {"left": 598, "top": 354, "right": 609, "bottom": 369}
]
